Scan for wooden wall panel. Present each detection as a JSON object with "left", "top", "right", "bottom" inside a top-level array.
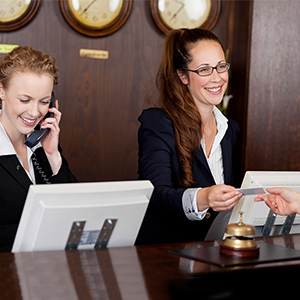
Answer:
[
  {"left": 245, "top": 0, "right": 300, "bottom": 172},
  {"left": 0, "top": 1, "right": 252, "bottom": 183},
  {"left": 223, "top": 0, "right": 253, "bottom": 185}
]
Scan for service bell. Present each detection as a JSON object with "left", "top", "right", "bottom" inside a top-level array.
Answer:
[{"left": 220, "top": 211, "right": 259, "bottom": 257}]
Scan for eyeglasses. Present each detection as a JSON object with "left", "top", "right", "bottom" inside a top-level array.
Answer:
[{"left": 183, "top": 62, "right": 230, "bottom": 77}]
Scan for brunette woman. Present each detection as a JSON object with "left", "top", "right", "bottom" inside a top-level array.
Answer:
[
  {"left": 0, "top": 46, "right": 77, "bottom": 251},
  {"left": 135, "top": 29, "right": 242, "bottom": 245}
]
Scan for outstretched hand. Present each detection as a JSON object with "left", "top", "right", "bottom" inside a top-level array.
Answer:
[
  {"left": 254, "top": 187, "right": 300, "bottom": 216},
  {"left": 197, "top": 184, "right": 243, "bottom": 212}
]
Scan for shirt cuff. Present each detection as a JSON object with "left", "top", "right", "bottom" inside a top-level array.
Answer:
[{"left": 182, "top": 188, "right": 209, "bottom": 221}]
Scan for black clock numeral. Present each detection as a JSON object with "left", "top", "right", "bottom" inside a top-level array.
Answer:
[{"left": 0, "top": 0, "right": 41, "bottom": 32}]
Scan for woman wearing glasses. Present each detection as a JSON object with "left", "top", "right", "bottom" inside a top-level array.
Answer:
[{"left": 135, "top": 28, "right": 242, "bottom": 245}]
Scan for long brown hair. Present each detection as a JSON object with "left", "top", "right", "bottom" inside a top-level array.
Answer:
[{"left": 156, "top": 28, "right": 223, "bottom": 187}]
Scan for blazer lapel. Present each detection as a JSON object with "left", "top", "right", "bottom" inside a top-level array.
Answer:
[
  {"left": 221, "top": 135, "right": 232, "bottom": 185},
  {"left": 195, "top": 147, "right": 210, "bottom": 171},
  {"left": 0, "top": 155, "right": 33, "bottom": 191},
  {"left": 194, "top": 147, "right": 215, "bottom": 184}
]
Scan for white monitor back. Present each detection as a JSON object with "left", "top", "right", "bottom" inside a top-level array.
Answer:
[
  {"left": 12, "top": 180, "right": 153, "bottom": 253},
  {"left": 228, "top": 171, "right": 300, "bottom": 236}
]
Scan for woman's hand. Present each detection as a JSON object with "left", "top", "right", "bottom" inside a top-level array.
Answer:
[
  {"left": 254, "top": 188, "right": 300, "bottom": 216},
  {"left": 40, "top": 99, "right": 62, "bottom": 175},
  {"left": 196, "top": 184, "right": 243, "bottom": 212}
]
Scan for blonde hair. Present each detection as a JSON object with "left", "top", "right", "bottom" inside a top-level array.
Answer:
[{"left": 0, "top": 46, "right": 58, "bottom": 89}]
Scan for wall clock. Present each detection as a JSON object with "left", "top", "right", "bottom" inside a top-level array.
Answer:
[
  {"left": 150, "top": 0, "right": 221, "bottom": 34},
  {"left": 59, "top": 0, "right": 133, "bottom": 37},
  {"left": 0, "top": 0, "right": 41, "bottom": 32}
]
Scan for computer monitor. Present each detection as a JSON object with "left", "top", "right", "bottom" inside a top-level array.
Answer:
[
  {"left": 12, "top": 180, "right": 153, "bottom": 253},
  {"left": 228, "top": 171, "right": 300, "bottom": 236}
]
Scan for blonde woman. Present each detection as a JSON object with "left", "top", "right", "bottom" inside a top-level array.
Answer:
[{"left": 0, "top": 46, "right": 77, "bottom": 252}]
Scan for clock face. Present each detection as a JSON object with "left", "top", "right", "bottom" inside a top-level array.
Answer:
[
  {"left": 68, "top": 0, "right": 124, "bottom": 29},
  {"left": 60, "top": 0, "right": 132, "bottom": 36},
  {"left": 158, "top": 0, "right": 211, "bottom": 30},
  {"left": 150, "top": 0, "right": 220, "bottom": 34},
  {"left": 0, "top": 0, "right": 32, "bottom": 23}
]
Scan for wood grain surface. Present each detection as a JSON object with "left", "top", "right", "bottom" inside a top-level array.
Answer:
[{"left": 245, "top": 0, "right": 300, "bottom": 172}]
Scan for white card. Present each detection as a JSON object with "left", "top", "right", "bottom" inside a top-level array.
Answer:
[{"left": 235, "top": 187, "right": 266, "bottom": 196}]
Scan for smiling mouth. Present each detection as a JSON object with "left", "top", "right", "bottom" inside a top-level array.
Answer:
[
  {"left": 20, "top": 116, "right": 37, "bottom": 126},
  {"left": 205, "top": 86, "right": 222, "bottom": 93}
]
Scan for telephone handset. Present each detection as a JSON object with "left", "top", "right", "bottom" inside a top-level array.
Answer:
[{"left": 25, "top": 92, "right": 55, "bottom": 148}]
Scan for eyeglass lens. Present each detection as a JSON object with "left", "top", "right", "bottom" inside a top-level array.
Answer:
[{"left": 197, "top": 63, "right": 229, "bottom": 76}]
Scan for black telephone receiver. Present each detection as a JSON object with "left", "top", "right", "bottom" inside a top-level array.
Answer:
[{"left": 24, "top": 92, "right": 55, "bottom": 148}]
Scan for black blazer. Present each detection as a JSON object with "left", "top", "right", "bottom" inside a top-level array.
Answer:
[
  {"left": 135, "top": 108, "right": 239, "bottom": 245},
  {"left": 0, "top": 147, "right": 77, "bottom": 252}
]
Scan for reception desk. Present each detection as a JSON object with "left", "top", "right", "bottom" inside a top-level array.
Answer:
[{"left": 2, "top": 234, "right": 300, "bottom": 300}]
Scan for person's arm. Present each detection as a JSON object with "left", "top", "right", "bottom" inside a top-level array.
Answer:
[
  {"left": 254, "top": 188, "right": 300, "bottom": 215},
  {"left": 34, "top": 99, "right": 77, "bottom": 183},
  {"left": 40, "top": 99, "right": 62, "bottom": 175},
  {"left": 138, "top": 109, "right": 188, "bottom": 219},
  {"left": 34, "top": 146, "right": 78, "bottom": 184}
]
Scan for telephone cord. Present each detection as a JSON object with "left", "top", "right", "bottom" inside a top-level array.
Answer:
[{"left": 31, "top": 152, "right": 51, "bottom": 185}]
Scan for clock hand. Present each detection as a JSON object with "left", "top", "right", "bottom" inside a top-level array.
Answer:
[
  {"left": 81, "top": 0, "right": 97, "bottom": 15},
  {"left": 170, "top": 1, "right": 185, "bottom": 21}
]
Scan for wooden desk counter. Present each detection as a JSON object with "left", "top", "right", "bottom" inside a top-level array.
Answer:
[{"left": 1, "top": 234, "right": 300, "bottom": 300}]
